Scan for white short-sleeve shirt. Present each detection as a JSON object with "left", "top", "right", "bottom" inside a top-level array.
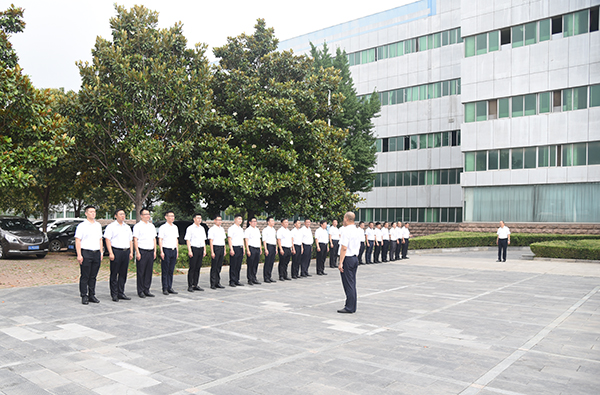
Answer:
[
  {"left": 382, "top": 227, "right": 390, "bottom": 240},
  {"left": 497, "top": 226, "right": 510, "bottom": 239},
  {"left": 329, "top": 226, "right": 340, "bottom": 241},
  {"left": 208, "top": 225, "right": 226, "bottom": 246},
  {"left": 158, "top": 223, "right": 179, "bottom": 249},
  {"left": 340, "top": 224, "right": 361, "bottom": 257},
  {"left": 291, "top": 227, "right": 302, "bottom": 245},
  {"left": 366, "top": 228, "right": 375, "bottom": 241},
  {"left": 277, "top": 227, "right": 292, "bottom": 248},
  {"left": 245, "top": 226, "right": 261, "bottom": 248},
  {"left": 103, "top": 221, "right": 133, "bottom": 249},
  {"left": 301, "top": 226, "right": 314, "bottom": 245},
  {"left": 374, "top": 228, "right": 383, "bottom": 242},
  {"left": 262, "top": 226, "right": 277, "bottom": 245},
  {"left": 185, "top": 223, "right": 206, "bottom": 248},
  {"left": 227, "top": 224, "right": 245, "bottom": 246},
  {"left": 75, "top": 220, "right": 103, "bottom": 251},
  {"left": 315, "top": 227, "right": 329, "bottom": 244},
  {"left": 133, "top": 221, "right": 157, "bottom": 250}
]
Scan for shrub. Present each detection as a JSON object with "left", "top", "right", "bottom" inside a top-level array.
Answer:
[{"left": 530, "top": 240, "right": 600, "bottom": 260}]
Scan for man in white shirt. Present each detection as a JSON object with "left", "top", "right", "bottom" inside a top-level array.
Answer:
[
  {"left": 158, "top": 211, "right": 179, "bottom": 295},
  {"left": 390, "top": 222, "right": 399, "bottom": 261},
  {"left": 496, "top": 220, "right": 511, "bottom": 262},
  {"left": 208, "top": 215, "right": 226, "bottom": 289},
  {"left": 328, "top": 219, "right": 340, "bottom": 269},
  {"left": 300, "top": 219, "right": 314, "bottom": 277},
  {"left": 244, "top": 217, "right": 262, "bottom": 285},
  {"left": 104, "top": 208, "right": 133, "bottom": 302},
  {"left": 374, "top": 222, "right": 383, "bottom": 263},
  {"left": 227, "top": 214, "right": 245, "bottom": 287},
  {"left": 357, "top": 221, "right": 366, "bottom": 265},
  {"left": 75, "top": 205, "right": 103, "bottom": 305},
  {"left": 315, "top": 220, "right": 329, "bottom": 275},
  {"left": 262, "top": 217, "right": 277, "bottom": 283},
  {"left": 277, "top": 219, "right": 293, "bottom": 281},
  {"left": 401, "top": 222, "right": 411, "bottom": 259},
  {"left": 381, "top": 222, "right": 390, "bottom": 262},
  {"left": 185, "top": 213, "right": 206, "bottom": 292},
  {"left": 133, "top": 208, "right": 157, "bottom": 298},
  {"left": 365, "top": 222, "right": 375, "bottom": 264},
  {"left": 337, "top": 212, "right": 361, "bottom": 314},
  {"left": 290, "top": 219, "right": 303, "bottom": 279}
]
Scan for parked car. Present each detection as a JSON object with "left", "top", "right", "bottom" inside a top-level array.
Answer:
[
  {"left": 47, "top": 222, "right": 80, "bottom": 252},
  {"left": 45, "top": 218, "right": 85, "bottom": 232},
  {"left": 0, "top": 216, "right": 49, "bottom": 259}
]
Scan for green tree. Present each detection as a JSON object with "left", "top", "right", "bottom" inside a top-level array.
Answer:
[
  {"left": 310, "top": 43, "right": 380, "bottom": 193},
  {"left": 75, "top": 5, "right": 214, "bottom": 219},
  {"left": 190, "top": 20, "right": 359, "bottom": 221}
]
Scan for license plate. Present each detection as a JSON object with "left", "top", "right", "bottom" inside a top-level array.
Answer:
[
  {"left": 68, "top": 245, "right": 74, "bottom": 250},
  {"left": 28, "top": 245, "right": 40, "bottom": 250}
]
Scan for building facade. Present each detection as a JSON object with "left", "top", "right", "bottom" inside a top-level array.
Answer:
[{"left": 279, "top": 0, "right": 600, "bottom": 224}]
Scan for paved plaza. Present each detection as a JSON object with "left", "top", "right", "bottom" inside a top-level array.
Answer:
[{"left": 0, "top": 249, "right": 599, "bottom": 394}]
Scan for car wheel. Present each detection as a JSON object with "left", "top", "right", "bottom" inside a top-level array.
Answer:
[
  {"left": 0, "top": 241, "right": 8, "bottom": 259},
  {"left": 49, "top": 239, "right": 62, "bottom": 252},
  {"left": 36, "top": 253, "right": 47, "bottom": 259}
]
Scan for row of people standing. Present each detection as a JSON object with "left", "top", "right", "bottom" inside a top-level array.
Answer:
[{"left": 362, "top": 221, "right": 411, "bottom": 264}]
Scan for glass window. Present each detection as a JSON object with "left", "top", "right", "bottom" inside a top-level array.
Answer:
[
  {"left": 382, "top": 138, "right": 389, "bottom": 153},
  {"left": 488, "top": 31, "right": 499, "bottom": 52},
  {"left": 562, "top": 144, "right": 572, "bottom": 166},
  {"left": 441, "top": 169, "right": 449, "bottom": 184},
  {"left": 573, "top": 86, "right": 587, "bottom": 110},
  {"left": 573, "top": 143, "right": 586, "bottom": 166},
  {"left": 376, "top": 139, "right": 382, "bottom": 152},
  {"left": 449, "top": 168, "right": 456, "bottom": 184},
  {"left": 540, "top": 19, "right": 551, "bottom": 41},
  {"left": 524, "top": 94, "right": 537, "bottom": 116},
  {"left": 397, "top": 42, "right": 404, "bottom": 56},
  {"left": 442, "top": 81, "right": 449, "bottom": 96},
  {"left": 489, "top": 150, "right": 499, "bottom": 170},
  {"left": 539, "top": 92, "right": 551, "bottom": 113},
  {"left": 419, "top": 85, "right": 426, "bottom": 101},
  {"left": 552, "top": 16, "right": 562, "bottom": 34},
  {"left": 449, "top": 29, "right": 457, "bottom": 44},
  {"left": 563, "top": 89, "right": 573, "bottom": 111},
  {"left": 412, "top": 86, "right": 419, "bottom": 101},
  {"left": 457, "top": 79, "right": 461, "bottom": 94},
  {"left": 434, "top": 82, "right": 441, "bottom": 98},
  {"left": 418, "top": 36, "right": 427, "bottom": 51},
  {"left": 405, "top": 172, "right": 412, "bottom": 186},
  {"left": 426, "top": 171, "right": 433, "bottom": 185},
  {"left": 512, "top": 25, "right": 524, "bottom": 47},
  {"left": 457, "top": 28, "right": 463, "bottom": 43},
  {"left": 499, "top": 98, "right": 510, "bottom": 118},
  {"left": 524, "top": 147, "right": 536, "bottom": 168},
  {"left": 450, "top": 79, "right": 457, "bottom": 95},
  {"left": 465, "top": 152, "right": 475, "bottom": 172},
  {"left": 441, "top": 208, "right": 448, "bottom": 222},
  {"left": 488, "top": 99, "right": 497, "bottom": 119},
  {"left": 389, "top": 137, "right": 396, "bottom": 152},
  {"left": 396, "top": 172, "right": 403, "bottom": 186},
  {"left": 501, "top": 28, "right": 511, "bottom": 45},
  {"left": 388, "top": 172, "right": 396, "bottom": 187},
  {"left": 442, "top": 131, "right": 449, "bottom": 146},
  {"left": 465, "top": 102, "right": 476, "bottom": 123},
  {"left": 404, "top": 208, "right": 411, "bottom": 222},
  {"left": 417, "top": 208, "right": 425, "bottom": 223},
  {"left": 574, "top": 9, "right": 589, "bottom": 35},
  {"left": 500, "top": 149, "right": 510, "bottom": 169},
  {"left": 564, "top": 13, "right": 573, "bottom": 37},
  {"left": 419, "top": 134, "right": 426, "bottom": 149},
  {"left": 427, "top": 133, "right": 434, "bottom": 148},
  {"left": 591, "top": 84, "right": 600, "bottom": 107},
  {"left": 434, "top": 32, "right": 441, "bottom": 48},
  {"left": 476, "top": 151, "right": 487, "bottom": 171},
  {"left": 476, "top": 101, "right": 487, "bottom": 121},
  {"left": 418, "top": 171, "right": 425, "bottom": 185},
  {"left": 476, "top": 33, "right": 487, "bottom": 55},
  {"left": 538, "top": 146, "right": 549, "bottom": 167},
  {"left": 410, "top": 135, "right": 418, "bottom": 149},
  {"left": 405, "top": 39, "right": 413, "bottom": 54},
  {"left": 442, "top": 30, "right": 449, "bottom": 46},
  {"left": 589, "top": 141, "right": 600, "bottom": 165},
  {"left": 381, "top": 173, "right": 388, "bottom": 187},
  {"left": 448, "top": 208, "right": 456, "bottom": 222},
  {"left": 525, "top": 22, "right": 537, "bottom": 45},
  {"left": 428, "top": 34, "right": 434, "bottom": 50},
  {"left": 377, "top": 46, "right": 386, "bottom": 60},
  {"left": 550, "top": 145, "right": 557, "bottom": 167},
  {"left": 397, "top": 88, "right": 405, "bottom": 104},
  {"left": 512, "top": 95, "right": 524, "bottom": 117},
  {"left": 465, "top": 36, "right": 475, "bottom": 57},
  {"left": 374, "top": 173, "right": 381, "bottom": 187},
  {"left": 512, "top": 148, "right": 524, "bottom": 169},
  {"left": 434, "top": 133, "right": 442, "bottom": 148}
]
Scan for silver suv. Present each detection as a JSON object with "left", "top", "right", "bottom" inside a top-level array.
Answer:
[{"left": 0, "top": 216, "right": 49, "bottom": 259}]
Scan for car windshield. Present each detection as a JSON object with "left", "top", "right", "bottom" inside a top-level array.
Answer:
[
  {"left": 0, "top": 218, "right": 38, "bottom": 231},
  {"left": 52, "top": 223, "right": 77, "bottom": 233}
]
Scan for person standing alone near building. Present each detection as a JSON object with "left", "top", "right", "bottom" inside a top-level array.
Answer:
[
  {"left": 104, "top": 208, "right": 133, "bottom": 302},
  {"left": 208, "top": 215, "right": 226, "bottom": 289},
  {"left": 185, "top": 213, "right": 206, "bottom": 292},
  {"left": 315, "top": 220, "right": 329, "bottom": 275},
  {"left": 133, "top": 208, "right": 157, "bottom": 298},
  {"left": 158, "top": 211, "right": 179, "bottom": 295},
  {"left": 337, "top": 212, "right": 361, "bottom": 314},
  {"left": 496, "top": 221, "right": 510, "bottom": 262},
  {"left": 227, "top": 214, "right": 245, "bottom": 287},
  {"left": 329, "top": 219, "right": 340, "bottom": 269},
  {"left": 76, "top": 205, "right": 103, "bottom": 305}
]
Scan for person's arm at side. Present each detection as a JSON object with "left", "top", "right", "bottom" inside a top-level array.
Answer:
[
  {"left": 277, "top": 237, "right": 283, "bottom": 255},
  {"left": 76, "top": 238, "right": 83, "bottom": 264},
  {"left": 134, "top": 237, "right": 141, "bottom": 260},
  {"left": 507, "top": 231, "right": 511, "bottom": 245},
  {"left": 339, "top": 245, "right": 347, "bottom": 273},
  {"left": 187, "top": 239, "right": 193, "bottom": 258},
  {"left": 245, "top": 238, "right": 251, "bottom": 257},
  {"left": 158, "top": 236, "right": 165, "bottom": 260},
  {"left": 210, "top": 239, "right": 215, "bottom": 259},
  {"left": 153, "top": 234, "right": 157, "bottom": 260},
  {"left": 263, "top": 238, "right": 269, "bottom": 256},
  {"left": 329, "top": 234, "right": 333, "bottom": 249},
  {"left": 129, "top": 239, "right": 133, "bottom": 260},
  {"left": 106, "top": 238, "right": 114, "bottom": 261},
  {"left": 228, "top": 235, "right": 235, "bottom": 256}
]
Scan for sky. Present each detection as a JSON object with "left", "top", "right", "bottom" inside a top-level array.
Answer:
[{"left": 7, "top": 0, "right": 413, "bottom": 92}]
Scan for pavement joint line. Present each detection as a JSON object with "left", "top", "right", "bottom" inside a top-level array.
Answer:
[
  {"left": 458, "top": 285, "right": 600, "bottom": 395},
  {"left": 526, "top": 348, "right": 600, "bottom": 364}
]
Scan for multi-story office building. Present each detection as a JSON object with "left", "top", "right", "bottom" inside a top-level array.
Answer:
[{"left": 279, "top": 0, "right": 600, "bottom": 224}]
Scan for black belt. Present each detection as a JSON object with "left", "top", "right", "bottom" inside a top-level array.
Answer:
[
  {"left": 139, "top": 248, "right": 154, "bottom": 252},
  {"left": 112, "top": 247, "right": 129, "bottom": 251},
  {"left": 81, "top": 249, "right": 100, "bottom": 253},
  {"left": 162, "top": 247, "right": 177, "bottom": 251}
]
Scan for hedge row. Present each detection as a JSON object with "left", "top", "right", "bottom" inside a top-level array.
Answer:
[
  {"left": 410, "top": 232, "right": 600, "bottom": 250},
  {"left": 529, "top": 240, "right": 600, "bottom": 260}
]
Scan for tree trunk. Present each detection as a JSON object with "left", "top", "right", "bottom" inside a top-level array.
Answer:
[
  {"left": 41, "top": 186, "right": 51, "bottom": 233},
  {"left": 134, "top": 183, "right": 144, "bottom": 223},
  {"left": 246, "top": 208, "right": 255, "bottom": 228}
]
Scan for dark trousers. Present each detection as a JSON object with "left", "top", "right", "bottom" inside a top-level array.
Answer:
[
  {"left": 329, "top": 240, "right": 339, "bottom": 268},
  {"left": 316, "top": 243, "right": 328, "bottom": 274},
  {"left": 263, "top": 244, "right": 276, "bottom": 281},
  {"left": 247, "top": 246, "right": 260, "bottom": 282},
  {"left": 210, "top": 245, "right": 224, "bottom": 286},
  {"left": 301, "top": 244, "right": 312, "bottom": 276},
  {"left": 382, "top": 240, "right": 389, "bottom": 262},
  {"left": 278, "top": 247, "right": 291, "bottom": 279},
  {"left": 109, "top": 248, "right": 129, "bottom": 297},
  {"left": 365, "top": 242, "right": 374, "bottom": 263},
  {"left": 291, "top": 244, "right": 302, "bottom": 277},
  {"left": 229, "top": 246, "right": 243, "bottom": 284},
  {"left": 137, "top": 249, "right": 154, "bottom": 295},
  {"left": 80, "top": 249, "right": 101, "bottom": 297},
  {"left": 401, "top": 239, "right": 409, "bottom": 258},
  {"left": 498, "top": 239, "right": 508, "bottom": 261},
  {"left": 374, "top": 243, "right": 381, "bottom": 262},
  {"left": 358, "top": 242, "right": 365, "bottom": 264},
  {"left": 340, "top": 255, "right": 358, "bottom": 313},
  {"left": 161, "top": 247, "right": 178, "bottom": 291},
  {"left": 389, "top": 240, "right": 397, "bottom": 261},
  {"left": 395, "top": 240, "right": 401, "bottom": 260},
  {"left": 188, "top": 246, "right": 204, "bottom": 287}
]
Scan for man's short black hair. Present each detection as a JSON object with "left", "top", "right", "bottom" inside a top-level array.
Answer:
[
  {"left": 193, "top": 213, "right": 202, "bottom": 218},
  {"left": 113, "top": 208, "right": 125, "bottom": 217},
  {"left": 369, "top": 221, "right": 374, "bottom": 225},
  {"left": 359, "top": 221, "right": 364, "bottom": 225},
  {"left": 234, "top": 213, "right": 242, "bottom": 219},
  {"left": 320, "top": 220, "right": 327, "bottom": 225},
  {"left": 214, "top": 215, "right": 222, "bottom": 220},
  {"left": 383, "top": 221, "right": 388, "bottom": 225},
  {"left": 250, "top": 217, "right": 257, "bottom": 222},
  {"left": 281, "top": 218, "right": 289, "bottom": 223},
  {"left": 293, "top": 219, "right": 301, "bottom": 224},
  {"left": 375, "top": 222, "right": 381, "bottom": 226},
  {"left": 84, "top": 205, "right": 96, "bottom": 212},
  {"left": 140, "top": 207, "right": 150, "bottom": 215},
  {"left": 164, "top": 210, "right": 174, "bottom": 216},
  {"left": 267, "top": 216, "right": 273, "bottom": 222}
]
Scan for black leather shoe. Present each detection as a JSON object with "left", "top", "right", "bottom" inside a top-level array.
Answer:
[
  {"left": 89, "top": 295, "right": 100, "bottom": 303},
  {"left": 163, "top": 290, "right": 169, "bottom": 295},
  {"left": 284, "top": 277, "right": 292, "bottom": 281},
  {"left": 496, "top": 259, "right": 501, "bottom": 262},
  {"left": 82, "top": 296, "right": 89, "bottom": 305},
  {"left": 138, "top": 293, "right": 146, "bottom": 298},
  {"left": 215, "top": 284, "right": 225, "bottom": 289},
  {"left": 306, "top": 274, "right": 312, "bottom": 277},
  {"left": 235, "top": 282, "right": 244, "bottom": 286},
  {"left": 247, "top": 281, "right": 254, "bottom": 285},
  {"left": 253, "top": 280, "right": 261, "bottom": 285},
  {"left": 503, "top": 259, "right": 506, "bottom": 262},
  {"left": 292, "top": 275, "right": 299, "bottom": 279},
  {"left": 269, "top": 279, "right": 276, "bottom": 283},
  {"left": 229, "top": 282, "right": 237, "bottom": 287},
  {"left": 112, "top": 295, "right": 118, "bottom": 302},
  {"left": 321, "top": 272, "right": 327, "bottom": 275},
  {"left": 279, "top": 277, "right": 285, "bottom": 281},
  {"left": 145, "top": 292, "right": 155, "bottom": 297},
  {"left": 118, "top": 294, "right": 131, "bottom": 300},
  {"left": 188, "top": 287, "right": 194, "bottom": 292},
  {"left": 168, "top": 288, "right": 178, "bottom": 294},
  {"left": 337, "top": 309, "right": 353, "bottom": 314},
  {"left": 193, "top": 286, "right": 203, "bottom": 291},
  {"left": 210, "top": 285, "right": 217, "bottom": 289},
  {"left": 263, "top": 279, "right": 271, "bottom": 283},
  {"left": 404, "top": 257, "right": 409, "bottom": 259}
]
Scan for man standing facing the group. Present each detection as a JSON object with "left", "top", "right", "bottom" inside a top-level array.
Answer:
[
  {"left": 328, "top": 219, "right": 340, "bottom": 269},
  {"left": 496, "top": 221, "right": 510, "bottom": 262},
  {"left": 300, "top": 219, "right": 313, "bottom": 277},
  {"left": 76, "top": 205, "right": 103, "bottom": 305},
  {"left": 245, "top": 217, "right": 262, "bottom": 285},
  {"left": 208, "top": 215, "right": 226, "bottom": 289},
  {"left": 262, "top": 217, "right": 277, "bottom": 283},
  {"left": 133, "top": 208, "right": 157, "bottom": 298},
  {"left": 185, "top": 213, "right": 206, "bottom": 292},
  {"left": 158, "top": 211, "right": 179, "bottom": 295},
  {"left": 104, "top": 208, "right": 133, "bottom": 302},
  {"left": 357, "top": 221, "right": 366, "bottom": 265},
  {"left": 277, "top": 219, "right": 292, "bottom": 281},
  {"left": 290, "top": 219, "right": 303, "bottom": 279},
  {"left": 337, "top": 212, "right": 361, "bottom": 314},
  {"left": 227, "top": 214, "right": 245, "bottom": 287},
  {"left": 401, "top": 222, "right": 411, "bottom": 259},
  {"left": 315, "top": 220, "right": 329, "bottom": 276},
  {"left": 365, "top": 222, "right": 375, "bottom": 264}
]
